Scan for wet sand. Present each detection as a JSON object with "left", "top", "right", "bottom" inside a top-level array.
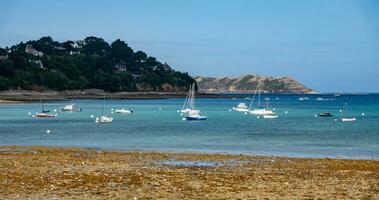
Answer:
[
  {"left": 0, "top": 90, "right": 226, "bottom": 102},
  {"left": 0, "top": 146, "right": 378, "bottom": 199}
]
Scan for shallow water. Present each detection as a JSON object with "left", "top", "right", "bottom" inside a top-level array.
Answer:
[{"left": 0, "top": 94, "right": 378, "bottom": 159}]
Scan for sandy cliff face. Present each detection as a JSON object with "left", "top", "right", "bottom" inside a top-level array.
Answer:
[{"left": 195, "top": 75, "right": 314, "bottom": 93}]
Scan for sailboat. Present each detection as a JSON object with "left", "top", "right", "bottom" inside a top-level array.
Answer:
[
  {"left": 248, "top": 81, "right": 275, "bottom": 115},
  {"left": 183, "top": 83, "right": 207, "bottom": 121},
  {"left": 262, "top": 101, "right": 278, "bottom": 119},
  {"left": 95, "top": 95, "right": 113, "bottom": 123},
  {"left": 180, "top": 83, "right": 199, "bottom": 114},
  {"left": 340, "top": 102, "right": 356, "bottom": 122},
  {"left": 35, "top": 95, "right": 57, "bottom": 118},
  {"left": 61, "top": 98, "right": 82, "bottom": 112}
]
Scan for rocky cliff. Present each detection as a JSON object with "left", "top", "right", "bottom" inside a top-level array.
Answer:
[{"left": 195, "top": 75, "right": 314, "bottom": 93}]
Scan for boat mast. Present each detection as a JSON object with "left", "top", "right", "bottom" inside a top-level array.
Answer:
[
  {"left": 40, "top": 95, "right": 44, "bottom": 112},
  {"left": 182, "top": 84, "right": 191, "bottom": 110},
  {"left": 191, "top": 83, "right": 195, "bottom": 110},
  {"left": 102, "top": 95, "right": 105, "bottom": 116},
  {"left": 249, "top": 81, "right": 260, "bottom": 110},
  {"left": 258, "top": 81, "right": 261, "bottom": 108}
]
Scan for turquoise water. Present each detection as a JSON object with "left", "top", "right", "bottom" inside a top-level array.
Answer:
[{"left": 0, "top": 94, "right": 378, "bottom": 159}]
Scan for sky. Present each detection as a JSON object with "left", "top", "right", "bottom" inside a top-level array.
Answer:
[{"left": 0, "top": 0, "right": 378, "bottom": 92}]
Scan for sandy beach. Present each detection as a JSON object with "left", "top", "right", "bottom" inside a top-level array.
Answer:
[
  {"left": 0, "top": 90, "right": 227, "bottom": 102},
  {"left": 0, "top": 146, "right": 378, "bottom": 199}
]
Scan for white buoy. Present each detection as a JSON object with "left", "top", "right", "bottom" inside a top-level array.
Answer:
[
  {"left": 32, "top": 115, "right": 35, "bottom": 118},
  {"left": 334, "top": 119, "right": 338, "bottom": 122},
  {"left": 273, "top": 108, "right": 276, "bottom": 111},
  {"left": 244, "top": 112, "right": 248, "bottom": 115},
  {"left": 257, "top": 116, "right": 260, "bottom": 119},
  {"left": 53, "top": 109, "right": 57, "bottom": 112},
  {"left": 177, "top": 110, "right": 180, "bottom": 113},
  {"left": 46, "top": 130, "right": 51, "bottom": 134},
  {"left": 339, "top": 109, "right": 342, "bottom": 113},
  {"left": 90, "top": 115, "right": 94, "bottom": 118},
  {"left": 361, "top": 113, "right": 365, "bottom": 116},
  {"left": 111, "top": 112, "right": 114, "bottom": 114},
  {"left": 28, "top": 112, "right": 32, "bottom": 115},
  {"left": 228, "top": 109, "right": 232, "bottom": 112},
  {"left": 111, "top": 108, "right": 114, "bottom": 111},
  {"left": 285, "top": 110, "right": 288, "bottom": 114},
  {"left": 159, "top": 107, "right": 162, "bottom": 110},
  {"left": 314, "top": 114, "right": 317, "bottom": 117},
  {"left": 182, "top": 118, "right": 186, "bottom": 121}
]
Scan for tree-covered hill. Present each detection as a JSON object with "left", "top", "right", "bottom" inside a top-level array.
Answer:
[{"left": 0, "top": 36, "right": 194, "bottom": 92}]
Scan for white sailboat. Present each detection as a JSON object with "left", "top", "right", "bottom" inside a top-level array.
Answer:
[
  {"left": 35, "top": 95, "right": 57, "bottom": 118},
  {"left": 95, "top": 95, "right": 113, "bottom": 123},
  {"left": 183, "top": 83, "right": 207, "bottom": 121},
  {"left": 180, "top": 83, "right": 199, "bottom": 114},
  {"left": 248, "top": 81, "right": 275, "bottom": 116},
  {"left": 61, "top": 98, "right": 82, "bottom": 112},
  {"left": 340, "top": 102, "right": 356, "bottom": 122}
]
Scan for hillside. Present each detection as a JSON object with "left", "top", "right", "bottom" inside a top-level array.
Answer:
[
  {"left": 195, "top": 75, "right": 314, "bottom": 93},
  {"left": 0, "top": 36, "right": 194, "bottom": 92}
]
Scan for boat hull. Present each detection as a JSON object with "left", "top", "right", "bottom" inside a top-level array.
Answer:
[{"left": 185, "top": 116, "right": 207, "bottom": 121}]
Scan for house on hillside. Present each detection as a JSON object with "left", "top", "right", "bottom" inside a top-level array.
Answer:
[{"left": 25, "top": 44, "right": 43, "bottom": 57}]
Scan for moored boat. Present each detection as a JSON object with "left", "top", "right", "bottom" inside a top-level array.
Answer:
[{"left": 319, "top": 112, "right": 333, "bottom": 117}]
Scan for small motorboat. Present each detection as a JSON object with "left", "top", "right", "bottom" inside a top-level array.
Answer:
[
  {"left": 232, "top": 103, "right": 249, "bottom": 112},
  {"left": 319, "top": 112, "right": 333, "bottom": 117},
  {"left": 61, "top": 99, "right": 82, "bottom": 112},
  {"left": 114, "top": 108, "right": 134, "bottom": 114},
  {"left": 263, "top": 114, "right": 278, "bottom": 119},
  {"left": 341, "top": 118, "right": 356, "bottom": 122},
  {"left": 95, "top": 116, "right": 114, "bottom": 123}
]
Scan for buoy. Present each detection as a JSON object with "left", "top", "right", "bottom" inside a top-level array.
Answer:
[
  {"left": 273, "top": 108, "right": 276, "bottom": 111},
  {"left": 361, "top": 113, "right": 365, "bottom": 116},
  {"left": 314, "top": 114, "right": 317, "bottom": 117},
  {"left": 334, "top": 119, "right": 338, "bottom": 122},
  {"left": 28, "top": 112, "right": 32, "bottom": 115},
  {"left": 46, "top": 130, "right": 51, "bottom": 134},
  {"left": 244, "top": 112, "right": 248, "bottom": 115},
  {"left": 257, "top": 116, "right": 260, "bottom": 119},
  {"left": 177, "top": 110, "right": 180, "bottom": 113},
  {"left": 285, "top": 110, "right": 288, "bottom": 114},
  {"left": 339, "top": 109, "right": 342, "bottom": 113},
  {"left": 32, "top": 115, "right": 35, "bottom": 118},
  {"left": 53, "top": 109, "right": 57, "bottom": 112},
  {"left": 111, "top": 112, "right": 114, "bottom": 114},
  {"left": 182, "top": 118, "right": 186, "bottom": 121},
  {"left": 90, "top": 115, "right": 94, "bottom": 118},
  {"left": 111, "top": 108, "right": 114, "bottom": 111},
  {"left": 228, "top": 109, "right": 232, "bottom": 112},
  {"left": 159, "top": 107, "right": 162, "bottom": 110}
]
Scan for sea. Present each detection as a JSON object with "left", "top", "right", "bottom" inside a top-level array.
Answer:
[{"left": 1, "top": 94, "right": 378, "bottom": 160}]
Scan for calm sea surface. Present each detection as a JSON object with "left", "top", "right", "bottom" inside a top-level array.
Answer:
[{"left": 1, "top": 94, "right": 378, "bottom": 159}]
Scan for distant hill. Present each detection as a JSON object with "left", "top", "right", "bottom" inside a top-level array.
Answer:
[
  {"left": 195, "top": 75, "right": 314, "bottom": 93},
  {"left": 0, "top": 36, "right": 194, "bottom": 92}
]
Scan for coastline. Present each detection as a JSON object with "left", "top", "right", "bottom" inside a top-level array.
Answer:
[
  {"left": 1, "top": 146, "right": 378, "bottom": 199},
  {"left": 0, "top": 89, "right": 225, "bottom": 102}
]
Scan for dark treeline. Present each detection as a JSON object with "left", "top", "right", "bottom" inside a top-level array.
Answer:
[{"left": 0, "top": 36, "right": 195, "bottom": 92}]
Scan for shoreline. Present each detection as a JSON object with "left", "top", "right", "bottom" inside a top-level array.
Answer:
[
  {"left": 0, "top": 89, "right": 227, "bottom": 102},
  {"left": 1, "top": 146, "right": 378, "bottom": 199}
]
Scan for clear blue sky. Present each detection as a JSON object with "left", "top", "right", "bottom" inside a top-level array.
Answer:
[{"left": 1, "top": 0, "right": 378, "bottom": 92}]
